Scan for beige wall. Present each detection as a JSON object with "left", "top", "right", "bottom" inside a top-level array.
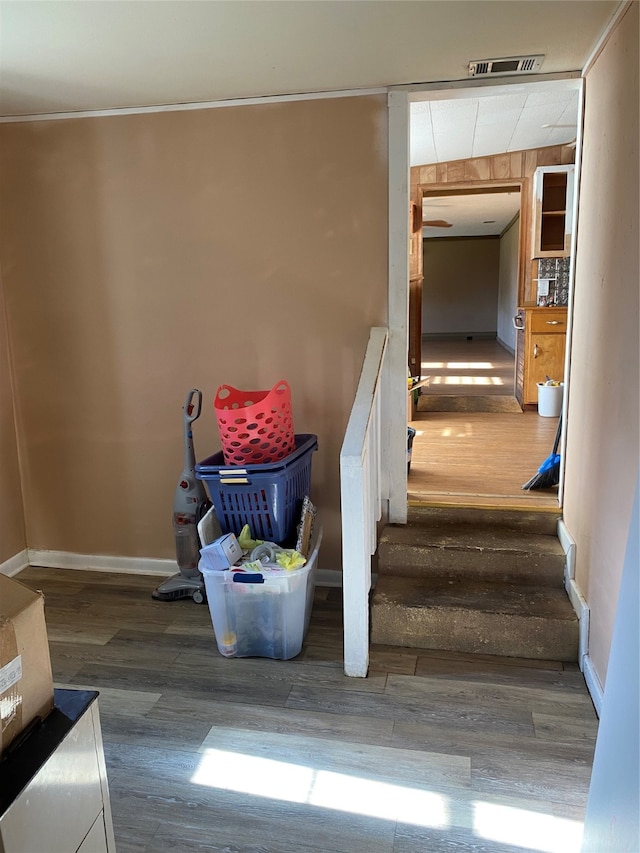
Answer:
[
  {"left": 0, "top": 272, "right": 26, "bottom": 563},
  {"left": 564, "top": 3, "right": 639, "bottom": 685},
  {"left": 497, "top": 216, "right": 520, "bottom": 353},
  {"left": 422, "top": 237, "right": 500, "bottom": 335},
  {"left": 0, "top": 95, "right": 388, "bottom": 570}
]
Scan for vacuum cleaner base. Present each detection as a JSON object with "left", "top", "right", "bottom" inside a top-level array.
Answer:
[{"left": 152, "top": 573, "right": 207, "bottom": 604}]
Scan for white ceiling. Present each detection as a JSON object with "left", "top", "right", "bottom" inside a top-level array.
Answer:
[
  {"left": 0, "top": 1, "right": 612, "bottom": 241},
  {"left": 410, "top": 83, "right": 580, "bottom": 166},
  {"left": 0, "top": 1, "right": 619, "bottom": 117},
  {"left": 423, "top": 192, "right": 521, "bottom": 239}
]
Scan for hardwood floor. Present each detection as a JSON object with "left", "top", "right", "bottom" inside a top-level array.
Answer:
[
  {"left": 17, "top": 566, "right": 598, "bottom": 853},
  {"left": 410, "top": 338, "right": 560, "bottom": 510},
  {"left": 420, "top": 339, "right": 515, "bottom": 398}
]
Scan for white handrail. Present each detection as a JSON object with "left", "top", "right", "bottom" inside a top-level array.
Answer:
[{"left": 340, "top": 326, "right": 389, "bottom": 677}]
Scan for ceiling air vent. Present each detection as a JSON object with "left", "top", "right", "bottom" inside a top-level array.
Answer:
[{"left": 468, "top": 55, "right": 544, "bottom": 77}]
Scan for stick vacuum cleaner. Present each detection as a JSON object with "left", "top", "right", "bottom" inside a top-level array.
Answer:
[{"left": 152, "top": 389, "right": 212, "bottom": 604}]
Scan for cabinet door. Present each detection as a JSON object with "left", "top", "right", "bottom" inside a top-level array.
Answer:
[
  {"left": 77, "top": 813, "right": 109, "bottom": 853},
  {"left": 0, "top": 709, "right": 104, "bottom": 853},
  {"left": 525, "top": 333, "right": 566, "bottom": 404},
  {"left": 531, "top": 166, "right": 574, "bottom": 258}
]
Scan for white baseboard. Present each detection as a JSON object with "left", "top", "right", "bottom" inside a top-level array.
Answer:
[
  {"left": 27, "top": 550, "right": 176, "bottom": 576},
  {"left": 422, "top": 332, "right": 497, "bottom": 341},
  {"left": 557, "top": 518, "right": 577, "bottom": 579},
  {"left": 496, "top": 336, "right": 515, "bottom": 356},
  {"left": 566, "top": 576, "right": 590, "bottom": 671},
  {"left": 557, "top": 519, "right": 602, "bottom": 715},
  {"left": 1, "top": 549, "right": 30, "bottom": 577},
  {"left": 582, "top": 654, "right": 604, "bottom": 716},
  {"left": 558, "top": 519, "right": 589, "bottom": 671},
  {"left": 26, "top": 549, "right": 342, "bottom": 587}
]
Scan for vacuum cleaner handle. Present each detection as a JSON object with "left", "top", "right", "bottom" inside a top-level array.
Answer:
[
  {"left": 184, "top": 389, "right": 202, "bottom": 425},
  {"left": 182, "top": 389, "right": 203, "bottom": 474},
  {"left": 552, "top": 414, "right": 563, "bottom": 455}
]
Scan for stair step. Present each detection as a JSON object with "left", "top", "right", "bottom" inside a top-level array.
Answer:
[
  {"left": 407, "top": 505, "right": 561, "bottom": 535},
  {"left": 378, "top": 524, "right": 566, "bottom": 587},
  {"left": 371, "top": 575, "right": 578, "bottom": 661}
]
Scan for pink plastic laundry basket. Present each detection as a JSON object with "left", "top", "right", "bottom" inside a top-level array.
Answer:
[{"left": 214, "top": 380, "right": 295, "bottom": 465}]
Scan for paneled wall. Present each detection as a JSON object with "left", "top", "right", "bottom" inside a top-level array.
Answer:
[{"left": 410, "top": 144, "right": 575, "bottom": 299}]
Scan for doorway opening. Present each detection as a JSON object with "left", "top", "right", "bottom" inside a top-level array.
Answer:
[
  {"left": 420, "top": 185, "right": 521, "bottom": 413},
  {"left": 405, "top": 78, "right": 581, "bottom": 510}
]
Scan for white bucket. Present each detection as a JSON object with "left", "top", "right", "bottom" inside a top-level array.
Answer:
[{"left": 537, "top": 383, "right": 563, "bottom": 417}]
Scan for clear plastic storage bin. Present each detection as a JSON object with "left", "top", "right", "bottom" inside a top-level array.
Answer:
[{"left": 200, "top": 527, "right": 322, "bottom": 660}]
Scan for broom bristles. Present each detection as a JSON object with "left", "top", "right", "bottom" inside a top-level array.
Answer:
[
  {"left": 522, "top": 417, "right": 563, "bottom": 491},
  {"left": 522, "top": 461, "right": 560, "bottom": 490}
]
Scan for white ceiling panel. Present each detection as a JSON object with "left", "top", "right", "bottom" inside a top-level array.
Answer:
[
  {"left": 526, "top": 88, "right": 579, "bottom": 107},
  {"left": 476, "top": 109, "right": 525, "bottom": 129},
  {"left": 475, "top": 94, "right": 528, "bottom": 123},
  {"left": 556, "top": 100, "right": 581, "bottom": 124},
  {"left": 472, "top": 133, "right": 516, "bottom": 159},
  {"left": 422, "top": 191, "right": 521, "bottom": 239},
  {"left": 521, "top": 103, "right": 569, "bottom": 125},
  {"left": 434, "top": 139, "right": 474, "bottom": 162},
  {"left": 410, "top": 79, "right": 581, "bottom": 166},
  {"left": 430, "top": 99, "right": 479, "bottom": 117},
  {"left": 546, "top": 127, "right": 579, "bottom": 147},
  {"left": 411, "top": 137, "right": 438, "bottom": 168}
]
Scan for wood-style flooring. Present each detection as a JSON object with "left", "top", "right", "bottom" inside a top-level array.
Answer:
[
  {"left": 410, "top": 338, "right": 560, "bottom": 510},
  {"left": 17, "top": 566, "right": 598, "bottom": 853},
  {"left": 420, "top": 339, "right": 515, "bottom": 398}
]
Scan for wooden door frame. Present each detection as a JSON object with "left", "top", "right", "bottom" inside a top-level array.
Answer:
[{"left": 416, "top": 181, "right": 526, "bottom": 373}]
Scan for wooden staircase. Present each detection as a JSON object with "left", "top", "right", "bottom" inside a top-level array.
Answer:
[{"left": 371, "top": 505, "right": 579, "bottom": 661}]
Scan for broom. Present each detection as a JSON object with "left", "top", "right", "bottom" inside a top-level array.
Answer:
[{"left": 522, "top": 415, "right": 562, "bottom": 490}]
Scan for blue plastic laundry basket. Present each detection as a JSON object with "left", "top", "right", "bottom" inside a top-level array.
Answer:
[{"left": 195, "top": 434, "right": 317, "bottom": 544}]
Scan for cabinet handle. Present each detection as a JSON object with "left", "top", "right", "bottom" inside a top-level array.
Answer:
[
  {"left": 513, "top": 315, "right": 525, "bottom": 330},
  {"left": 534, "top": 344, "right": 539, "bottom": 358},
  {"left": 546, "top": 320, "right": 563, "bottom": 325}
]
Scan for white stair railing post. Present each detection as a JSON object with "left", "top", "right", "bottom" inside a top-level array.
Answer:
[{"left": 340, "top": 327, "right": 388, "bottom": 677}]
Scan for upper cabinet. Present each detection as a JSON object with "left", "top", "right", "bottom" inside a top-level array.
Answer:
[{"left": 531, "top": 165, "right": 575, "bottom": 258}]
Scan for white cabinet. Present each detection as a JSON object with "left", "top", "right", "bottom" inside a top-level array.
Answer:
[
  {"left": 0, "top": 690, "right": 116, "bottom": 853},
  {"left": 531, "top": 165, "right": 574, "bottom": 258}
]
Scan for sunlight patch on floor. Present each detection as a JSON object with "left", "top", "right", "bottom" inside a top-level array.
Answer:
[
  {"left": 430, "top": 375, "right": 504, "bottom": 386},
  {"left": 421, "top": 361, "right": 496, "bottom": 370},
  {"left": 191, "top": 748, "right": 448, "bottom": 828},
  {"left": 446, "top": 361, "right": 494, "bottom": 369},
  {"left": 474, "top": 801, "right": 583, "bottom": 853},
  {"left": 191, "top": 748, "right": 583, "bottom": 851},
  {"left": 439, "top": 423, "right": 474, "bottom": 438}
]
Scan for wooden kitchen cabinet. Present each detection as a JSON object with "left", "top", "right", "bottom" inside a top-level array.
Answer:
[
  {"left": 531, "top": 165, "right": 574, "bottom": 258},
  {"left": 515, "top": 307, "right": 568, "bottom": 406}
]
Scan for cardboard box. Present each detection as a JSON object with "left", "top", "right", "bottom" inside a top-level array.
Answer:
[
  {"left": 0, "top": 574, "right": 54, "bottom": 755},
  {"left": 199, "top": 532, "right": 243, "bottom": 573}
]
